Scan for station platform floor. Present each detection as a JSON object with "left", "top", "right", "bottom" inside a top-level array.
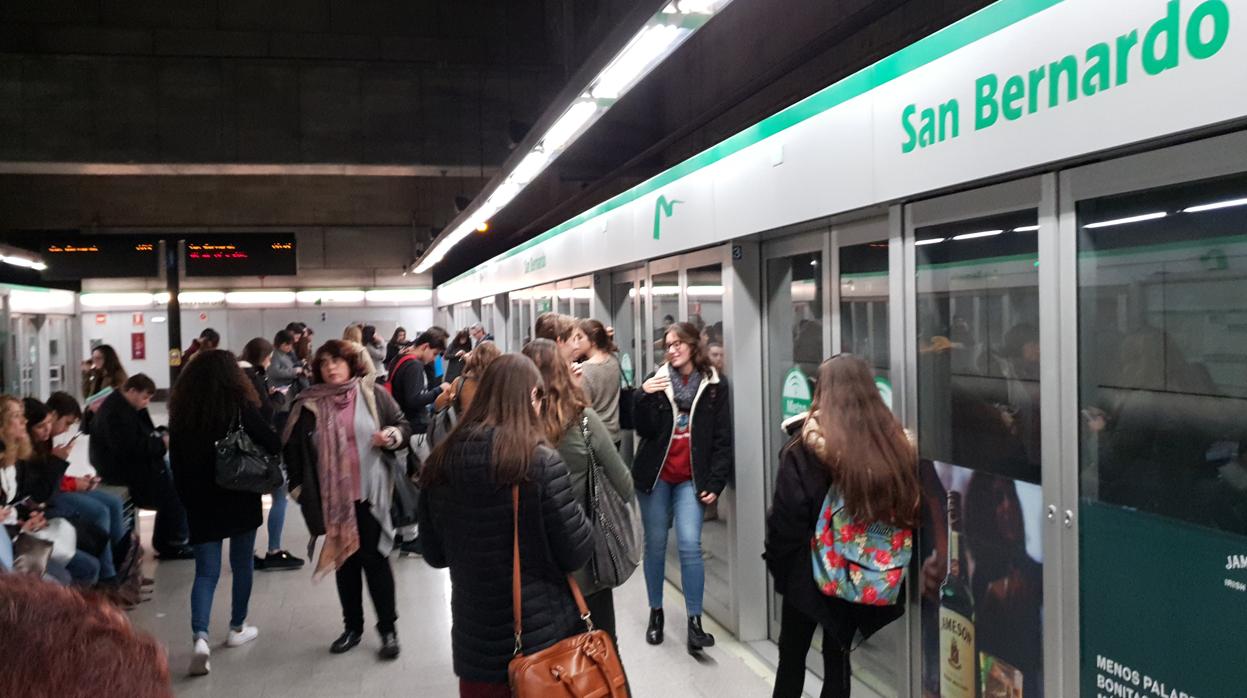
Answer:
[{"left": 64, "top": 405, "right": 878, "bottom": 698}]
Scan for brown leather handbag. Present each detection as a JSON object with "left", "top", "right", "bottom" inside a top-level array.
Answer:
[{"left": 507, "top": 486, "right": 629, "bottom": 697}]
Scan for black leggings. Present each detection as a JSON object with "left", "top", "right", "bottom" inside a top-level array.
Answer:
[
  {"left": 773, "top": 598, "right": 851, "bottom": 698},
  {"left": 335, "top": 501, "right": 398, "bottom": 634}
]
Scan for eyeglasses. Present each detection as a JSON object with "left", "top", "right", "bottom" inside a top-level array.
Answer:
[{"left": 665, "top": 341, "right": 688, "bottom": 353}]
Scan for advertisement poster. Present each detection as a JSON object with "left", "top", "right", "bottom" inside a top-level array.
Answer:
[
  {"left": 131, "top": 332, "right": 146, "bottom": 360},
  {"left": 919, "top": 460, "right": 1044, "bottom": 698}
]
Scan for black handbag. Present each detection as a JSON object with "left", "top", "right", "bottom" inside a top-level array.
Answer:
[
  {"left": 617, "top": 385, "right": 637, "bottom": 431},
  {"left": 214, "top": 411, "right": 284, "bottom": 494},
  {"left": 581, "top": 415, "right": 643, "bottom": 590},
  {"left": 390, "top": 456, "right": 421, "bottom": 529}
]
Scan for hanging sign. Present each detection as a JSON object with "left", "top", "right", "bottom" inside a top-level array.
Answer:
[
  {"left": 781, "top": 365, "right": 812, "bottom": 420},
  {"left": 130, "top": 332, "right": 146, "bottom": 360},
  {"left": 169, "top": 348, "right": 182, "bottom": 367},
  {"left": 620, "top": 352, "right": 635, "bottom": 387}
]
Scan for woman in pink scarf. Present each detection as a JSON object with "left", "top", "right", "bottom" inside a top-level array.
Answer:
[{"left": 283, "top": 340, "right": 411, "bottom": 660}]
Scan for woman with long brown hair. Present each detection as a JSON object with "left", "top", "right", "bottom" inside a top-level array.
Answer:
[
  {"left": 578, "top": 319, "right": 623, "bottom": 446},
  {"left": 433, "top": 340, "right": 501, "bottom": 416},
  {"left": 418, "top": 353, "right": 593, "bottom": 698},
  {"left": 283, "top": 340, "right": 411, "bottom": 660},
  {"left": 523, "top": 339, "right": 633, "bottom": 643},
  {"left": 170, "top": 350, "right": 282, "bottom": 676},
  {"left": 764, "top": 354, "right": 918, "bottom": 698},
  {"left": 632, "top": 321, "right": 732, "bottom": 654},
  {"left": 82, "top": 344, "right": 127, "bottom": 399}
]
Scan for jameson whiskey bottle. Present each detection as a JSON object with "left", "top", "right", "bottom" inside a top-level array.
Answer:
[{"left": 939, "top": 491, "right": 977, "bottom": 698}]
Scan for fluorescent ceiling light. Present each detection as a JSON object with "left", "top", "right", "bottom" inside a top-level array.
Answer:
[
  {"left": 1182, "top": 197, "right": 1247, "bottom": 213},
  {"left": 543, "top": 100, "right": 600, "bottom": 153},
  {"left": 915, "top": 238, "right": 946, "bottom": 246},
  {"left": 296, "top": 290, "right": 365, "bottom": 304},
  {"left": 651, "top": 285, "right": 681, "bottom": 296},
  {"left": 952, "top": 229, "right": 1004, "bottom": 241},
  {"left": 510, "top": 150, "right": 552, "bottom": 186},
  {"left": 178, "top": 291, "right": 226, "bottom": 304},
  {"left": 593, "top": 24, "right": 687, "bottom": 99},
  {"left": 225, "top": 291, "right": 296, "bottom": 305},
  {"left": 664, "top": 0, "right": 729, "bottom": 13},
  {"left": 365, "top": 289, "right": 433, "bottom": 303},
  {"left": 81, "top": 292, "right": 156, "bottom": 308},
  {"left": 687, "top": 284, "right": 724, "bottom": 297},
  {"left": 556, "top": 288, "right": 594, "bottom": 300},
  {"left": 153, "top": 292, "right": 171, "bottom": 304},
  {"left": 1, "top": 254, "right": 47, "bottom": 271},
  {"left": 10, "top": 289, "right": 74, "bottom": 313},
  {"left": 1012, "top": 225, "right": 1040, "bottom": 232},
  {"left": 1083, "top": 212, "right": 1167, "bottom": 229}
]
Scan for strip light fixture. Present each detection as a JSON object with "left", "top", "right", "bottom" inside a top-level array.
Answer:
[
  {"left": 414, "top": 0, "right": 734, "bottom": 274},
  {"left": 1182, "top": 196, "right": 1247, "bottom": 213},
  {"left": 1083, "top": 212, "right": 1168, "bottom": 229},
  {"left": 952, "top": 229, "right": 1004, "bottom": 241}
]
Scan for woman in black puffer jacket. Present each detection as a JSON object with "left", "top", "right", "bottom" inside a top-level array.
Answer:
[{"left": 418, "top": 353, "right": 593, "bottom": 697}]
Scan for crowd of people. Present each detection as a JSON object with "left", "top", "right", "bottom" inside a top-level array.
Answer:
[{"left": 1, "top": 308, "right": 919, "bottom": 698}]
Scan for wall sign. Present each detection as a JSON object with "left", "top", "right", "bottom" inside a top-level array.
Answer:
[
  {"left": 94, "top": 314, "right": 107, "bottom": 325},
  {"left": 875, "top": 375, "right": 894, "bottom": 411},
  {"left": 780, "top": 365, "right": 812, "bottom": 420},
  {"left": 132, "top": 312, "right": 144, "bottom": 326},
  {"left": 131, "top": 332, "right": 146, "bottom": 360}
]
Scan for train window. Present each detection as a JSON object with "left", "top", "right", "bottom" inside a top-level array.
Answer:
[
  {"left": 650, "top": 270, "right": 680, "bottom": 367},
  {"left": 687, "top": 263, "right": 723, "bottom": 351},
  {"left": 915, "top": 209, "right": 1042, "bottom": 484},
  {"left": 1078, "top": 172, "right": 1247, "bottom": 535},
  {"left": 840, "top": 240, "right": 891, "bottom": 386}
]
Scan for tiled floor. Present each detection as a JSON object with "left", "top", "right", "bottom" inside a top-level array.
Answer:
[{"left": 66, "top": 405, "right": 881, "bottom": 697}]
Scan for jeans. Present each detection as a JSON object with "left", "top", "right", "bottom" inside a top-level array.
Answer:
[
  {"left": 266, "top": 481, "right": 289, "bottom": 552},
  {"left": 49, "top": 491, "right": 125, "bottom": 580},
  {"left": 0, "top": 532, "right": 13, "bottom": 572},
  {"left": 637, "top": 479, "right": 705, "bottom": 616},
  {"left": 336, "top": 501, "right": 397, "bottom": 634},
  {"left": 191, "top": 529, "right": 258, "bottom": 638},
  {"left": 773, "top": 598, "right": 851, "bottom": 698},
  {"left": 65, "top": 550, "right": 101, "bottom": 586}
]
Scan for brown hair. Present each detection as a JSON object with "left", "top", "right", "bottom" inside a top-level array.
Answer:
[
  {"left": 0, "top": 574, "right": 173, "bottom": 698},
  {"left": 311, "top": 339, "right": 368, "bottom": 383},
  {"left": 91, "top": 344, "right": 128, "bottom": 389},
  {"left": 580, "top": 319, "right": 617, "bottom": 354},
  {"left": 122, "top": 373, "right": 157, "bottom": 394},
  {"left": 0, "top": 395, "right": 33, "bottom": 462},
  {"left": 534, "top": 312, "right": 577, "bottom": 342},
  {"left": 465, "top": 340, "right": 502, "bottom": 377},
  {"left": 798, "top": 355, "right": 918, "bottom": 527},
  {"left": 522, "top": 339, "right": 587, "bottom": 446},
  {"left": 664, "top": 322, "right": 713, "bottom": 376},
  {"left": 239, "top": 337, "right": 274, "bottom": 366},
  {"left": 421, "top": 353, "right": 546, "bottom": 487},
  {"left": 342, "top": 324, "right": 363, "bottom": 343},
  {"left": 293, "top": 335, "right": 313, "bottom": 362}
]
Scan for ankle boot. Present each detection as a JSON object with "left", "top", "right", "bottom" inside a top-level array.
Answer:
[
  {"left": 687, "top": 615, "right": 715, "bottom": 653},
  {"left": 646, "top": 608, "right": 664, "bottom": 645}
]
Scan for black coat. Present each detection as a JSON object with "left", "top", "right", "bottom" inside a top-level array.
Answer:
[
  {"left": 390, "top": 356, "right": 441, "bottom": 431},
  {"left": 631, "top": 365, "right": 733, "bottom": 495},
  {"left": 764, "top": 435, "right": 903, "bottom": 650},
  {"left": 241, "top": 364, "right": 283, "bottom": 426},
  {"left": 170, "top": 403, "right": 281, "bottom": 545},
  {"left": 283, "top": 383, "right": 411, "bottom": 537},
  {"left": 418, "top": 428, "right": 594, "bottom": 684},
  {"left": 89, "top": 391, "right": 167, "bottom": 500}
]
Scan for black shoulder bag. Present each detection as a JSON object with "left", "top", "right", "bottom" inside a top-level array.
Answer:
[{"left": 214, "top": 411, "right": 284, "bottom": 494}]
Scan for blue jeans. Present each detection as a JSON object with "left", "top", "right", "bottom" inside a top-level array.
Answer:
[
  {"left": 266, "top": 480, "right": 289, "bottom": 552},
  {"left": 637, "top": 479, "right": 706, "bottom": 616},
  {"left": 49, "top": 491, "right": 125, "bottom": 580},
  {"left": 65, "top": 550, "right": 101, "bottom": 586},
  {"left": 0, "top": 533, "right": 13, "bottom": 572},
  {"left": 191, "top": 529, "right": 257, "bottom": 638}
]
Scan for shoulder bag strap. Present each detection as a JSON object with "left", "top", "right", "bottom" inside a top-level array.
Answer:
[
  {"left": 580, "top": 414, "right": 599, "bottom": 510},
  {"left": 511, "top": 483, "right": 595, "bottom": 659},
  {"left": 512, "top": 484, "right": 523, "bottom": 655}
]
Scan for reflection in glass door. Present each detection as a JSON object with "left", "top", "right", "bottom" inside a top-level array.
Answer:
[
  {"left": 913, "top": 208, "right": 1045, "bottom": 698},
  {"left": 1073, "top": 167, "right": 1247, "bottom": 697},
  {"left": 649, "top": 269, "right": 680, "bottom": 370}
]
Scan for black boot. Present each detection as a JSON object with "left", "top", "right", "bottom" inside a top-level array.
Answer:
[
  {"left": 330, "top": 630, "right": 362, "bottom": 654},
  {"left": 687, "top": 615, "right": 715, "bottom": 653},
  {"left": 646, "top": 608, "right": 664, "bottom": 645}
]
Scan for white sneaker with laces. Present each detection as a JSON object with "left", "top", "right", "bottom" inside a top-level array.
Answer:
[
  {"left": 226, "top": 624, "right": 259, "bottom": 647},
  {"left": 188, "top": 638, "right": 211, "bottom": 676}
]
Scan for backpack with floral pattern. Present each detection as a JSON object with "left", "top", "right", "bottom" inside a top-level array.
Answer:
[{"left": 810, "top": 488, "right": 912, "bottom": 606}]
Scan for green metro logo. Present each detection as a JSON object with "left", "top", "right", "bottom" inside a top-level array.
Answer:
[{"left": 652, "top": 195, "right": 683, "bottom": 239}]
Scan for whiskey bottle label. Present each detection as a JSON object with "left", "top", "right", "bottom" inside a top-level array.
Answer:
[{"left": 939, "top": 608, "right": 976, "bottom": 698}]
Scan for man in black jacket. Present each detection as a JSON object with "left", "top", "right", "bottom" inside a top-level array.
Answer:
[
  {"left": 390, "top": 331, "right": 449, "bottom": 445},
  {"left": 89, "top": 374, "right": 191, "bottom": 559}
]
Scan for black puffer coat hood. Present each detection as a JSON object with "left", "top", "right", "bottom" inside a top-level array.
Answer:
[{"left": 418, "top": 427, "right": 594, "bottom": 684}]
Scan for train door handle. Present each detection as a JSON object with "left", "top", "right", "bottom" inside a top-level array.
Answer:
[{"left": 1063, "top": 510, "right": 1074, "bottom": 529}]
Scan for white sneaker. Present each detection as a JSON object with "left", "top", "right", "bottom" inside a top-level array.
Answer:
[
  {"left": 226, "top": 624, "right": 259, "bottom": 647},
  {"left": 188, "top": 638, "right": 211, "bottom": 676}
]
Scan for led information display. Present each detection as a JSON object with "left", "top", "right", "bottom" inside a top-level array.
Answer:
[
  {"left": 40, "top": 236, "right": 160, "bottom": 280},
  {"left": 183, "top": 234, "right": 297, "bottom": 277}
]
